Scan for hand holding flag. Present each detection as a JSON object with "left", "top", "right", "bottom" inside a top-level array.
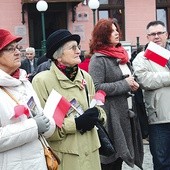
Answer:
[
  {"left": 90, "top": 90, "right": 106, "bottom": 108},
  {"left": 14, "top": 105, "right": 30, "bottom": 118},
  {"left": 144, "top": 41, "right": 170, "bottom": 67},
  {"left": 43, "top": 89, "right": 71, "bottom": 128}
]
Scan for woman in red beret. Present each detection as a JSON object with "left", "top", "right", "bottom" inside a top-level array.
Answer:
[{"left": 0, "top": 29, "right": 51, "bottom": 170}]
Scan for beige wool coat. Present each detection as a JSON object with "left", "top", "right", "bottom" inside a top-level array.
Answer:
[{"left": 32, "top": 62, "right": 106, "bottom": 170}]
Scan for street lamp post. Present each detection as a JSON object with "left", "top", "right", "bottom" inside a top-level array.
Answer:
[
  {"left": 88, "top": 0, "right": 100, "bottom": 26},
  {"left": 36, "top": 0, "right": 48, "bottom": 55}
]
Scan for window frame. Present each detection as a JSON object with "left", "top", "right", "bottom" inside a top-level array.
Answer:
[
  {"left": 156, "top": 0, "right": 170, "bottom": 37},
  {"left": 98, "top": 0, "right": 125, "bottom": 40}
]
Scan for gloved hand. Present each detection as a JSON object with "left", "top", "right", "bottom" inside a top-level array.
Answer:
[
  {"left": 33, "top": 114, "right": 50, "bottom": 134},
  {"left": 75, "top": 107, "right": 99, "bottom": 133}
]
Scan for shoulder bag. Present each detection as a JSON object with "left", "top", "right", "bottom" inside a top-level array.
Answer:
[
  {"left": 0, "top": 86, "right": 60, "bottom": 169},
  {"left": 80, "top": 71, "right": 116, "bottom": 157},
  {"left": 39, "top": 135, "right": 60, "bottom": 170}
]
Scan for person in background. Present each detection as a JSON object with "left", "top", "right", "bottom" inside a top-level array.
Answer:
[
  {"left": 32, "top": 29, "right": 106, "bottom": 170},
  {"left": 89, "top": 19, "right": 143, "bottom": 170},
  {"left": 37, "top": 53, "right": 48, "bottom": 66},
  {"left": 29, "top": 59, "right": 52, "bottom": 82},
  {"left": 78, "top": 51, "right": 91, "bottom": 72},
  {"left": 20, "top": 47, "right": 38, "bottom": 79},
  {"left": 133, "top": 20, "right": 170, "bottom": 170},
  {"left": 0, "top": 29, "right": 51, "bottom": 169},
  {"left": 131, "top": 46, "right": 149, "bottom": 141}
]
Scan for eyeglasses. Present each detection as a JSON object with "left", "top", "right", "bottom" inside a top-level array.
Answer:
[
  {"left": 67, "top": 45, "right": 81, "bottom": 51},
  {"left": 3, "top": 45, "right": 21, "bottom": 53},
  {"left": 147, "top": 31, "right": 166, "bottom": 37}
]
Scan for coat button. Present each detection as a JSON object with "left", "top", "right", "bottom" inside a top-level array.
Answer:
[{"left": 85, "top": 152, "right": 88, "bottom": 156}]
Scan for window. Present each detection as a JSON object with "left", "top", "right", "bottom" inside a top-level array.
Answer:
[
  {"left": 99, "top": 10, "right": 109, "bottom": 19},
  {"left": 98, "top": 0, "right": 125, "bottom": 40},
  {"left": 100, "top": 0, "right": 108, "bottom": 4},
  {"left": 156, "top": 9, "right": 167, "bottom": 29},
  {"left": 156, "top": 0, "right": 170, "bottom": 38},
  {"left": 100, "top": 0, "right": 109, "bottom": 4}
]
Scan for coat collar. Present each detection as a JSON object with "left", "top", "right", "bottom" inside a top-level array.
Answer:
[
  {"left": 51, "top": 62, "right": 85, "bottom": 90},
  {"left": 0, "top": 69, "right": 28, "bottom": 87}
]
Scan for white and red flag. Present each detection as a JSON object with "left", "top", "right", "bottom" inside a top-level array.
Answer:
[
  {"left": 13, "top": 105, "right": 30, "bottom": 118},
  {"left": 144, "top": 41, "right": 170, "bottom": 67},
  {"left": 90, "top": 90, "right": 106, "bottom": 108},
  {"left": 43, "top": 89, "right": 71, "bottom": 128}
]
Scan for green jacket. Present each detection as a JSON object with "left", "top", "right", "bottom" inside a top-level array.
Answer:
[{"left": 32, "top": 62, "right": 106, "bottom": 170}]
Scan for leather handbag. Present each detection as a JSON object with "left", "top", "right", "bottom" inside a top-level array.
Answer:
[
  {"left": 0, "top": 86, "right": 61, "bottom": 169},
  {"left": 39, "top": 135, "right": 60, "bottom": 170},
  {"left": 96, "top": 122, "right": 116, "bottom": 157}
]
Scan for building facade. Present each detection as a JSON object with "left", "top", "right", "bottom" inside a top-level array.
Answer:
[{"left": 0, "top": 0, "right": 169, "bottom": 54}]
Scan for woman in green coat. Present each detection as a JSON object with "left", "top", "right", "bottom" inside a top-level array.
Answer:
[{"left": 32, "top": 29, "right": 106, "bottom": 170}]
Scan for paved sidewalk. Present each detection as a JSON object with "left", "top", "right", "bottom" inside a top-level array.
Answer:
[{"left": 122, "top": 144, "right": 153, "bottom": 170}]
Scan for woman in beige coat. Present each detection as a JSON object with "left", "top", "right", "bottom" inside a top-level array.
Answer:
[{"left": 32, "top": 29, "right": 106, "bottom": 170}]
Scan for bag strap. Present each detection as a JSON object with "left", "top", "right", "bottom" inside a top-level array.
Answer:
[
  {"left": 0, "top": 86, "right": 19, "bottom": 104},
  {"left": 80, "top": 70, "right": 90, "bottom": 107},
  {"left": 39, "top": 134, "right": 50, "bottom": 148},
  {"left": 39, "top": 135, "right": 61, "bottom": 164}
]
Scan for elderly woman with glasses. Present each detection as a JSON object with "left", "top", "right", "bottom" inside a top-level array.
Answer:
[
  {"left": 0, "top": 29, "right": 51, "bottom": 170},
  {"left": 32, "top": 29, "right": 106, "bottom": 170}
]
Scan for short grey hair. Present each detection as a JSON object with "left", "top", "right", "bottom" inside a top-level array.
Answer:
[
  {"left": 25, "top": 47, "right": 35, "bottom": 53},
  {"left": 146, "top": 20, "right": 167, "bottom": 35},
  {"left": 146, "top": 20, "right": 165, "bottom": 30},
  {"left": 52, "top": 45, "right": 64, "bottom": 60}
]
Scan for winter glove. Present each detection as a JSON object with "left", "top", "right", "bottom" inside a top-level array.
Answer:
[
  {"left": 33, "top": 114, "right": 50, "bottom": 134},
  {"left": 75, "top": 107, "right": 99, "bottom": 133}
]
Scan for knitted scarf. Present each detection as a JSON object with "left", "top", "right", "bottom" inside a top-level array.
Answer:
[
  {"left": 55, "top": 62, "right": 78, "bottom": 81},
  {"left": 94, "top": 45, "right": 129, "bottom": 64}
]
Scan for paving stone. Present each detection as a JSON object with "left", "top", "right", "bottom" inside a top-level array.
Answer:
[{"left": 122, "top": 144, "right": 153, "bottom": 170}]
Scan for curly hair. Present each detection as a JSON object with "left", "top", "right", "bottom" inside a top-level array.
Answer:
[{"left": 89, "top": 18, "right": 121, "bottom": 54}]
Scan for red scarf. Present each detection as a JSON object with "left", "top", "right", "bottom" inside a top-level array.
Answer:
[
  {"left": 94, "top": 45, "right": 129, "bottom": 64},
  {"left": 11, "top": 69, "right": 20, "bottom": 79}
]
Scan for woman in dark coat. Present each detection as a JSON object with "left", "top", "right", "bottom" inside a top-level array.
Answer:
[{"left": 89, "top": 19, "right": 143, "bottom": 170}]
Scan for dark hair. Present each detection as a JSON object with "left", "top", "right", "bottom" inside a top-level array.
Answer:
[
  {"left": 89, "top": 18, "right": 121, "bottom": 54},
  {"left": 146, "top": 20, "right": 165, "bottom": 30}
]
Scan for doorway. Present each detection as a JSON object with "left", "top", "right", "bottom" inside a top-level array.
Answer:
[{"left": 27, "top": 3, "right": 67, "bottom": 52}]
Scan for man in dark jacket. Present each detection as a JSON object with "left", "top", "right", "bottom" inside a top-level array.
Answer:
[
  {"left": 29, "top": 59, "right": 51, "bottom": 82},
  {"left": 20, "top": 47, "right": 38, "bottom": 79}
]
